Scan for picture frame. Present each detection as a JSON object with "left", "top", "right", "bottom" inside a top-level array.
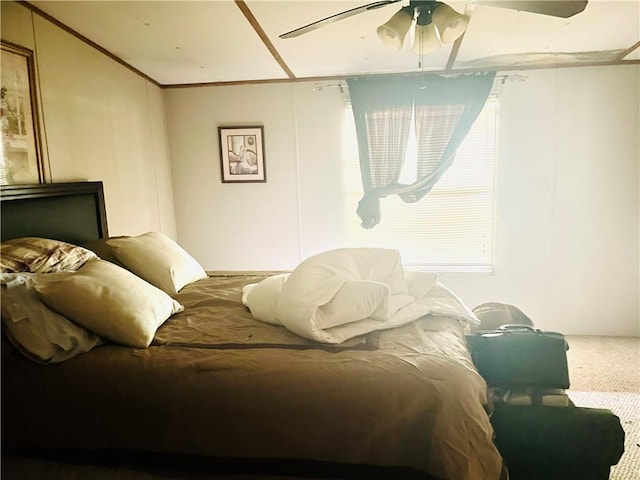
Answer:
[
  {"left": 1, "top": 40, "right": 43, "bottom": 185},
  {"left": 218, "top": 126, "right": 266, "bottom": 183}
]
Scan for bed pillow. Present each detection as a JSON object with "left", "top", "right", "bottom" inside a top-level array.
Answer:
[
  {"left": 1, "top": 237, "right": 97, "bottom": 274},
  {"left": 35, "top": 259, "right": 184, "bottom": 348},
  {"left": 1, "top": 273, "right": 103, "bottom": 363},
  {"left": 82, "top": 237, "right": 129, "bottom": 269},
  {"left": 106, "top": 232, "right": 207, "bottom": 296}
]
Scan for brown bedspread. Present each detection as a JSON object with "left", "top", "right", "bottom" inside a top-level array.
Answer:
[
  {"left": 153, "top": 275, "right": 380, "bottom": 351},
  {"left": 1, "top": 275, "right": 503, "bottom": 480}
]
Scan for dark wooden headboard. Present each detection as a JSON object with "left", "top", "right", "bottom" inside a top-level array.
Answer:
[{"left": 0, "top": 182, "right": 108, "bottom": 245}]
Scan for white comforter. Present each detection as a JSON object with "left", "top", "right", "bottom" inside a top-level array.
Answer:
[{"left": 242, "top": 248, "right": 479, "bottom": 343}]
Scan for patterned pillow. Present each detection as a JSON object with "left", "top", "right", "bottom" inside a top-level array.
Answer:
[{"left": 0, "top": 237, "right": 97, "bottom": 274}]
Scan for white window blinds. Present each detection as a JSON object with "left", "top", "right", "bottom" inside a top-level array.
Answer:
[{"left": 343, "top": 99, "right": 499, "bottom": 272}]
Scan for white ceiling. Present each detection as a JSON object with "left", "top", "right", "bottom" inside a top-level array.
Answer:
[{"left": 29, "top": 0, "right": 640, "bottom": 86}]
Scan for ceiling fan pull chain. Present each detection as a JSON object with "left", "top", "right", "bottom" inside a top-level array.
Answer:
[{"left": 418, "top": 25, "right": 424, "bottom": 69}]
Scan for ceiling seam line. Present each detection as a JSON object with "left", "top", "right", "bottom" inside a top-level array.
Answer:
[
  {"left": 19, "top": 0, "right": 161, "bottom": 87},
  {"left": 234, "top": 0, "right": 296, "bottom": 80},
  {"left": 161, "top": 60, "right": 640, "bottom": 89}
]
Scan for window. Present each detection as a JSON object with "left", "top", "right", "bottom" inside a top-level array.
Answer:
[{"left": 343, "top": 99, "right": 499, "bottom": 272}]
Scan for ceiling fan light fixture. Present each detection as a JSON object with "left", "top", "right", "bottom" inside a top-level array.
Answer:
[
  {"left": 432, "top": 2, "right": 469, "bottom": 43},
  {"left": 412, "top": 21, "right": 441, "bottom": 54},
  {"left": 376, "top": 6, "right": 414, "bottom": 50}
]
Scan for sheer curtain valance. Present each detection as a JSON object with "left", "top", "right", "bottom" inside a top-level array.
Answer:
[{"left": 346, "top": 72, "right": 496, "bottom": 229}]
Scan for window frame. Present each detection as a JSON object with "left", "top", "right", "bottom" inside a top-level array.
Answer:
[{"left": 342, "top": 97, "right": 500, "bottom": 273}]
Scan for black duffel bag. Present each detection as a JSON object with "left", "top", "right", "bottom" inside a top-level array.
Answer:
[
  {"left": 468, "top": 324, "right": 570, "bottom": 389},
  {"left": 491, "top": 404, "right": 625, "bottom": 480}
]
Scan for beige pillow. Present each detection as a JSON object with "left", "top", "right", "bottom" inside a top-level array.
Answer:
[
  {"left": 35, "top": 259, "right": 183, "bottom": 348},
  {"left": 106, "top": 232, "right": 207, "bottom": 296},
  {"left": 1, "top": 273, "right": 102, "bottom": 363},
  {"left": 1, "top": 237, "right": 97, "bottom": 274},
  {"left": 82, "top": 237, "right": 129, "bottom": 269}
]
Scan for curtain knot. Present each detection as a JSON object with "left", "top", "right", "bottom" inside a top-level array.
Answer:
[
  {"left": 347, "top": 72, "right": 496, "bottom": 229},
  {"left": 356, "top": 193, "right": 381, "bottom": 230}
]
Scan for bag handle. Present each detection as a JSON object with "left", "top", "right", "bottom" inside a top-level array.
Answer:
[
  {"left": 498, "top": 324, "right": 539, "bottom": 332},
  {"left": 497, "top": 324, "right": 570, "bottom": 351}
]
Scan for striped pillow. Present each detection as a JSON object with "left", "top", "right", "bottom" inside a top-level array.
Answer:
[{"left": 1, "top": 237, "right": 97, "bottom": 274}]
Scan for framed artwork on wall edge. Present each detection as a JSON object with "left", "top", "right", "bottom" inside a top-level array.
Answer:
[
  {"left": 1, "top": 40, "right": 44, "bottom": 185},
  {"left": 218, "top": 125, "right": 266, "bottom": 183}
]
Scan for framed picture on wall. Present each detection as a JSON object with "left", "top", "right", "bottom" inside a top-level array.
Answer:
[
  {"left": 1, "top": 41, "right": 43, "bottom": 185},
  {"left": 218, "top": 126, "right": 266, "bottom": 183}
]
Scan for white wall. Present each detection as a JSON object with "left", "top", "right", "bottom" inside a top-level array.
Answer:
[
  {"left": 1, "top": 1, "right": 177, "bottom": 237},
  {"left": 165, "top": 83, "right": 303, "bottom": 268},
  {"left": 165, "top": 81, "right": 355, "bottom": 270},
  {"left": 483, "top": 67, "right": 639, "bottom": 337},
  {"left": 166, "top": 66, "right": 639, "bottom": 337}
]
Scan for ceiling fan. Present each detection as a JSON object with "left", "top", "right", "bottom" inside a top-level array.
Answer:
[{"left": 279, "top": 1, "right": 588, "bottom": 54}]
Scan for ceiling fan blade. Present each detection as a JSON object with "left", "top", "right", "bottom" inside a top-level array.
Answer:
[
  {"left": 479, "top": 1, "right": 588, "bottom": 18},
  {"left": 279, "top": 0, "right": 402, "bottom": 39}
]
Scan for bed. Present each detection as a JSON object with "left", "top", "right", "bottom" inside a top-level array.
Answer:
[{"left": 1, "top": 181, "right": 507, "bottom": 480}]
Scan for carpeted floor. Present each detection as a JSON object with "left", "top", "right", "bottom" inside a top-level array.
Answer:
[{"left": 565, "top": 336, "right": 640, "bottom": 480}]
